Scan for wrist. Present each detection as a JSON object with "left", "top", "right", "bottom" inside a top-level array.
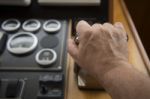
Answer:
[{"left": 96, "top": 60, "right": 132, "bottom": 86}]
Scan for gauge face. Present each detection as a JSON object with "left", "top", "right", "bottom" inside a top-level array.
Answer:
[
  {"left": 22, "top": 19, "right": 41, "bottom": 32},
  {"left": 43, "top": 20, "right": 61, "bottom": 33},
  {"left": 1, "top": 19, "right": 21, "bottom": 32},
  {"left": 35, "top": 49, "right": 57, "bottom": 66},
  {"left": 7, "top": 32, "right": 38, "bottom": 55}
]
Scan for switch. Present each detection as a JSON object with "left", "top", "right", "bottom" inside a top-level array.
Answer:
[
  {"left": 40, "top": 85, "right": 48, "bottom": 94},
  {"left": 5, "top": 80, "right": 22, "bottom": 98}
]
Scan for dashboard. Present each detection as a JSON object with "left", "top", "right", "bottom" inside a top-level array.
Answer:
[{"left": 0, "top": 0, "right": 109, "bottom": 99}]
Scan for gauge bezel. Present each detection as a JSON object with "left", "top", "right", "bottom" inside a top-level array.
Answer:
[
  {"left": 22, "top": 19, "right": 41, "bottom": 32},
  {"left": 1, "top": 19, "right": 21, "bottom": 32},
  {"left": 43, "top": 19, "right": 61, "bottom": 33},
  {"left": 35, "top": 49, "right": 57, "bottom": 66},
  {"left": 7, "top": 32, "right": 38, "bottom": 54}
]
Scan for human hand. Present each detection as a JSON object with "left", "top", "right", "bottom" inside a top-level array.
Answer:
[{"left": 68, "top": 20, "right": 129, "bottom": 80}]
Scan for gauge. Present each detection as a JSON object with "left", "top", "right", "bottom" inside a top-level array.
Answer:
[
  {"left": 7, "top": 32, "right": 38, "bottom": 55},
  {"left": 43, "top": 19, "right": 61, "bottom": 33},
  {"left": 22, "top": 19, "right": 41, "bottom": 32},
  {"left": 35, "top": 49, "right": 57, "bottom": 66},
  {"left": 1, "top": 19, "right": 21, "bottom": 32}
]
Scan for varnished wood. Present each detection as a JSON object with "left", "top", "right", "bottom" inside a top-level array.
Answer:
[
  {"left": 65, "top": 0, "right": 150, "bottom": 99},
  {"left": 120, "top": 0, "right": 150, "bottom": 74}
]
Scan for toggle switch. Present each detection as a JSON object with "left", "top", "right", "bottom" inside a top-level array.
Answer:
[{"left": 40, "top": 85, "right": 48, "bottom": 94}]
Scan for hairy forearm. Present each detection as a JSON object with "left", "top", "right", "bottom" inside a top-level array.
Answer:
[{"left": 98, "top": 62, "right": 150, "bottom": 99}]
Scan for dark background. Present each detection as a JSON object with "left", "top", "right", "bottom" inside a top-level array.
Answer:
[{"left": 125, "top": 0, "right": 150, "bottom": 59}]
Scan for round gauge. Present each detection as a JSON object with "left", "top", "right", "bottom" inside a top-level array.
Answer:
[
  {"left": 1, "top": 19, "right": 21, "bottom": 32},
  {"left": 43, "top": 20, "right": 61, "bottom": 33},
  {"left": 7, "top": 32, "right": 38, "bottom": 55},
  {"left": 35, "top": 49, "right": 57, "bottom": 66},
  {"left": 22, "top": 19, "right": 41, "bottom": 32}
]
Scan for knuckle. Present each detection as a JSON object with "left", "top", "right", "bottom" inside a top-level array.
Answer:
[
  {"left": 84, "top": 28, "right": 93, "bottom": 36},
  {"left": 103, "top": 23, "right": 112, "bottom": 27},
  {"left": 80, "top": 28, "right": 92, "bottom": 39}
]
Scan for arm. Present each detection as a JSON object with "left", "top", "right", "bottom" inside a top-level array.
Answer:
[
  {"left": 99, "top": 61, "right": 150, "bottom": 99},
  {"left": 68, "top": 20, "right": 150, "bottom": 99}
]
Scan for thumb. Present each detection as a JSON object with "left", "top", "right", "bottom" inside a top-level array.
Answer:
[{"left": 67, "top": 39, "right": 79, "bottom": 61}]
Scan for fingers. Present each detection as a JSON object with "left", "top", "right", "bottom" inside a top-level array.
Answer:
[
  {"left": 76, "top": 20, "right": 92, "bottom": 36},
  {"left": 103, "top": 23, "right": 115, "bottom": 33},
  {"left": 76, "top": 20, "right": 91, "bottom": 33},
  {"left": 67, "top": 39, "right": 79, "bottom": 61},
  {"left": 91, "top": 23, "right": 103, "bottom": 32},
  {"left": 114, "top": 22, "right": 125, "bottom": 32},
  {"left": 103, "top": 23, "right": 119, "bottom": 39},
  {"left": 76, "top": 20, "right": 93, "bottom": 45},
  {"left": 114, "top": 22, "right": 127, "bottom": 39}
]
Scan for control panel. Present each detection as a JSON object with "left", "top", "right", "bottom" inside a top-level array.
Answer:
[
  {"left": 0, "top": 0, "right": 109, "bottom": 98},
  {"left": 0, "top": 18, "right": 68, "bottom": 99}
]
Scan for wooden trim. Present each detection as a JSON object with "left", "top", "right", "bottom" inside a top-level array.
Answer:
[
  {"left": 109, "top": 0, "right": 114, "bottom": 23},
  {"left": 65, "top": 20, "right": 72, "bottom": 99},
  {"left": 120, "top": 0, "right": 150, "bottom": 75}
]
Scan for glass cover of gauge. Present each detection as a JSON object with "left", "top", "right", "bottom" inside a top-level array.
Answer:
[
  {"left": 22, "top": 19, "right": 41, "bottom": 32},
  {"left": 7, "top": 32, "right": 38, "bottom": 54},
  {"left": 35, "top": 49, "right": 57, "bottom": 66},
  {"left": 43, "top": 19, "right": 61, "bottom": 33},
  {"left": 1, "top": 19, "right": 21, "bottom": 32}
]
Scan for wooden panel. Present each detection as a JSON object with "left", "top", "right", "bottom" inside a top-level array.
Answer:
[{"left": 124, "top": 0, "right": 150, "bottom": 58}]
